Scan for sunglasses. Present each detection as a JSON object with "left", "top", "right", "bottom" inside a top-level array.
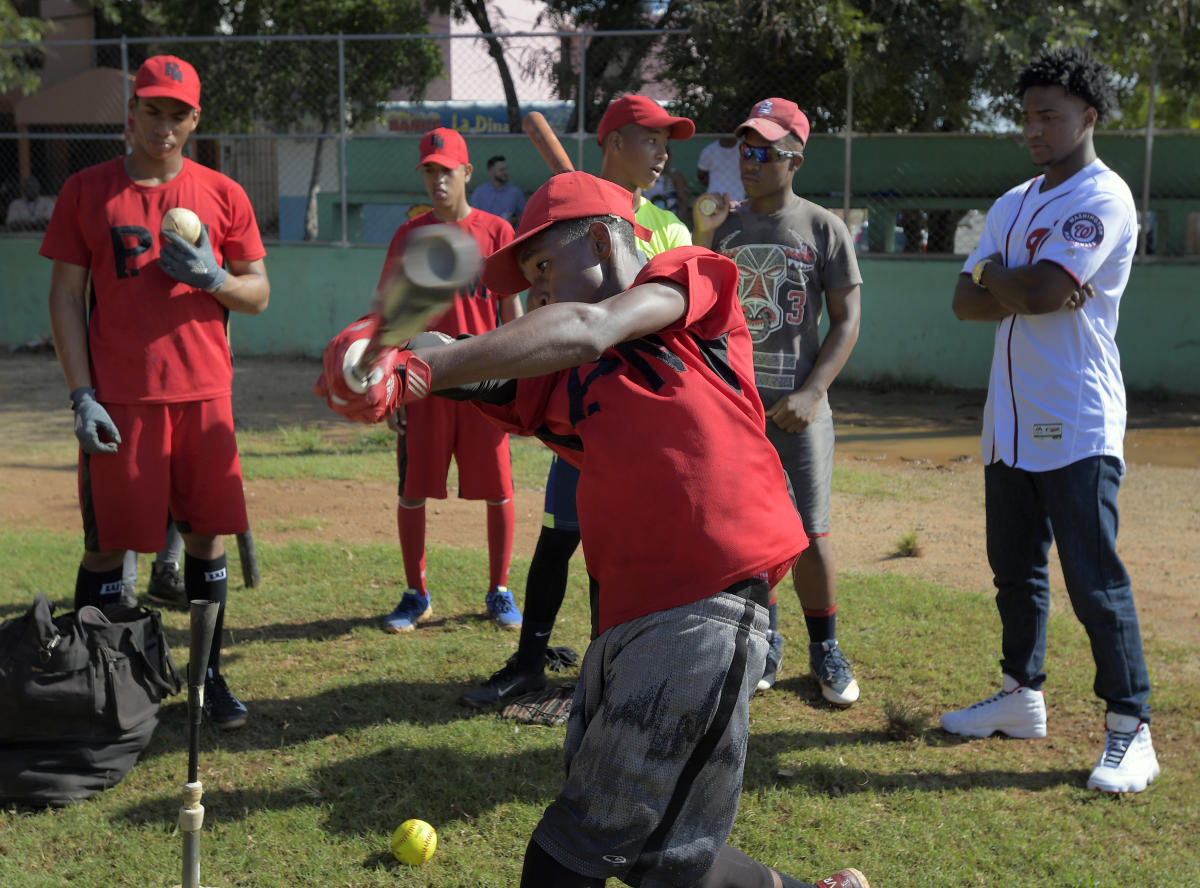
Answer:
[{"left": 738, "top": 140, "right": 804, "bottom": 163}]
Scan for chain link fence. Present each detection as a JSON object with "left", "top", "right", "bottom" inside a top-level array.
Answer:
[{"left": 2, "top": 30, "right": 1197, "bottom": 256}]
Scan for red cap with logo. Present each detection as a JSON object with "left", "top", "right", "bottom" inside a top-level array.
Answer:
[
  {"left": 415, "top": 127, "right": 470, "bottom": 170},
  {"left": 482, "top": 171, "right": 652, "bottom": 296},
  {"left": 736, "top": 97, "right": 810, "bottom": 146},
  {"left": 596, "top": 94, "right": 696, "bottom": 146},
  {"left": 134, "top": 55, "right": 202, "bottom": 110}
]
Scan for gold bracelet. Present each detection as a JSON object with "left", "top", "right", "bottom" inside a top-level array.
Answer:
[{"left": 971, "top": 258, "right": 992, "bottom": 288}]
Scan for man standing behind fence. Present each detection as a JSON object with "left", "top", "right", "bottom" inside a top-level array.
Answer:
[
  {"left": 41, "top": 54, "right": 270, "bottom": 730},
  {"left": 694, "top": 97, "right": 863, "bottom": 708},
  {"left": 470, "top": 155, "right": 526, "bottom": 228},
  {"left": 377, "top": 127, "right": 524, "bottom": 634},
  {"left": 944, "top": 47, "right": 1159, "bottom": 794}
]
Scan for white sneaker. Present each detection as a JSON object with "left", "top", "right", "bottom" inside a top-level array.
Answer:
[
  {"left": 1087, "top": 712, "right": 1160, "bottom": 793},
  {"left": 940, "top": 674, "right": 1047, "bottom": 739}
]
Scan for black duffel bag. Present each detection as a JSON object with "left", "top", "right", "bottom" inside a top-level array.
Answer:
[{"left": 0, "top": 591, "right": 182, "bottom": 807}]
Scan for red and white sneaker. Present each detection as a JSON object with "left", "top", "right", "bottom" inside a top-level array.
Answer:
[
  {"left": 940, "top": 674, "right": 1047, "bottom": 739},
  {"left": 1087, "top": 711, "right": 1160, "bottom": 793},
  {"left": 816, "top": 869, "right": 870, "bottom": 888}
]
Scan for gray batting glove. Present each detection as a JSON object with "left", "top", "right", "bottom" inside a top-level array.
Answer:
[
  {"left": 407, "top": 331, "right": 455, "bottom": 350},
  {"left": 158, "top": 226, "right": 228, "bottom": 293},
  {"left": 69, "top": 387, "right": 121, "bottom": 454}
]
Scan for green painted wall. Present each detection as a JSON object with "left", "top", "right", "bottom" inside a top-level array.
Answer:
[{"left": 6, "top": 237, "right": 1198, "bottom": 394}]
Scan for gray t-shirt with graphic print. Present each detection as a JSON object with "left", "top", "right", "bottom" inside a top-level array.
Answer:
[{"left": 713, "top": 193, "right": 861, "bottom": 409}]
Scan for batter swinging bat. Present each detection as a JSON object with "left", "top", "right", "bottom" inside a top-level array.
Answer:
[
  {"left": 342, "top": 224, "right": 480, "bottom": 394},
  {"left": 522, "top": 111, "right": 575, "bottom": 175}
]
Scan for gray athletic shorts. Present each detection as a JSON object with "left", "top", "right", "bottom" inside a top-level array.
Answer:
[
  {"left": 531, "top": 582, "right": 769, "bottom": 887},
  {"left": 765, "top": 405, "right": 834, "bottom": 536}
]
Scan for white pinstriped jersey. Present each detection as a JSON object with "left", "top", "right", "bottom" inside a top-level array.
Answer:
[{"left": 963, "top": 159, "right": 1136, "bottom": 471}]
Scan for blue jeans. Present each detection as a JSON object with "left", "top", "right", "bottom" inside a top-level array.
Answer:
[{"left": 985, "top": 456, "right": 1151, "bottom": 721}]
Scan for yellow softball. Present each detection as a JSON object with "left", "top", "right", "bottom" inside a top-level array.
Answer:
[{"left": 391, "top": 818, "right": 437, "bottom": 865}]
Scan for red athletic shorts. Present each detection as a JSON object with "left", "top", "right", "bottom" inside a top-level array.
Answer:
[
  {"left": 397, "top": 397, "right": 512, "bottom": 501},
  {"left": 78, "top": 398, "right": 248, "bottom": 552}
]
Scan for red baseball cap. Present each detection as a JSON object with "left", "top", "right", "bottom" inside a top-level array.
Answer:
[
  {"left": 415, "top": 127, "right": 469, "bottom": 170},
  {"left": 134, "top": 55, "right": 202, "bottom": 110},
  {"left": 482, "top": 172, "right": 652, "bottom": 296},
  {"left": 596, "top": 94, "right": 696, "bottom": 146},
  {"left": 736, "top": 97, "right": 810, "bottom": 146}
]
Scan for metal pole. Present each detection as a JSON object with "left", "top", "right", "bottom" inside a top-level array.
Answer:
[
  {"left": 843, "top": 67, "right": 853, "bottom": 221},
  {"left": 576, "top": 31, "right": 587, "bottom": 171},
  {"left": 1139, "top": 60, "right": 1157, "bottom": 260},
  {"left": 338, "top": 35, "right": 350, "bottom": 247},
  {"left": 120, "top": 35, "right": 130, "bottom": 109},
  {"left": 180, "top": 600, "right": 220, "bottom": 888}
]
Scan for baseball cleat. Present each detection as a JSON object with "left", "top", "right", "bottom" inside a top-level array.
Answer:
[
  {"left": 144, "top": 561, "right": 187, "bottom": 610},
  {"left": 461, "top": 657, "right": 546, "bottom": 708},
  {"left": 810, "top": 639, "right": 860, "bottom": 707},
  {"left": 816, "top": 868, "right": 870, "bottom": 888},
  {"left": 382, "top": 590, "right": 432, "bottom": 633},
  {"left": 1087, "top": 711, "right": 1160, "bottom": 793},
  {"left": 941, "top": 674, "right": 1047, "bottom": 739},
  {"left": 204, "top": 668, "right": 248, "bottom": 730},
  {"left": 485, "top": 586, "right": 522, "bottom": 630}
]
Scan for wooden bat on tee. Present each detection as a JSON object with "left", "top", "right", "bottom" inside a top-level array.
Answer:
[{"left": 523, "top": 111, "right": 575, "bottom": 175}]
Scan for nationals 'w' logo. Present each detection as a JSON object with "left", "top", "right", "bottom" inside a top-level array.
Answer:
[{"left": 1026, "top": 227, "right": 1051, "bottom": 264}]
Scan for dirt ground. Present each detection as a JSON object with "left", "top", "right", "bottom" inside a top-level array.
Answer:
[{"left": 3, "top": 351, "right": 1198, "bottom": 646}]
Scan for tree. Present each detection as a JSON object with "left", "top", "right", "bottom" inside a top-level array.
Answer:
[
  {"left": 533, "top": 0, "right": 687, "bottom": 133},
  {"left": 0, "top": 0, "right": 49, "bottom": 95},
  {"left": 661, "top": 0, "right": 1198, "bottom": 251},
  {"left": 431, "top": 1, "right": 524, "bottom": 133},
  {"left": 95, "top": 0, "right": 443, "bottom": 239},
  {"left": 966, "top": 0, "right": 1200, "bottom": 130}
]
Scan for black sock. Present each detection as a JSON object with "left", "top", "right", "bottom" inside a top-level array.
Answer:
[
  {"left": 519, "top": 837, "right": 604, "bottom": 887},
  {"left": 693, "top": 845, "right": 780, "bottom": 887},
  {"left": 514, "top": 527, "right": 580, "bottom": 672},
  {"left": 779, "top": 874, "right": 818, "bottom": 888},
  {"left": 185, "top": 553, "right": 228, "bottom": 672},
  {"left": 74, "top": 564, "right": 125, "bottom": 610},
  {"left": 804, "top": 610, "right": 836, "bottom": 646}
]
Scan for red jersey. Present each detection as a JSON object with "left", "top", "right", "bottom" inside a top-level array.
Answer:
[
  {"left": 377, "top": 209, "right": 514, "bottom": 337},
  {"left": 40, "top": 157, "right": 265, "bottom": 404},
  {"left": 479, "top": 248, "right": 806, "bottom": 633}
]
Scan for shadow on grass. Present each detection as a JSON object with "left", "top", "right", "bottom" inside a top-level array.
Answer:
[
  {"left": 117, "top": 673, "right": 1085, "bottom": 844},
  {"left": 158, "top": 614, "right": 384, "bottom": 650},
  {"left": 138, "top": 677, "right": 529, "bottom": 763},
  {"left": 0, "top": 461, "right": 74, "bottom": 472},
  {"left": 113, "top": 741, "right": 564, "bottom": 838}
]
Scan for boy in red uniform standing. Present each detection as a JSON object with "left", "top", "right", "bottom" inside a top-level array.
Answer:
[
  {"left": 376, "top": 127, "right": 524, "bottom": 633},
  {"left": 42, "top": 55, "right": 270, "bottom": 730},
  {"left": 316, "top": 171, "right": 869, "bottom": 888}
]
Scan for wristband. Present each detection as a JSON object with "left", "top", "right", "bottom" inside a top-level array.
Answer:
[{"left": 971, "top": 258, "right": 993, "bottom": 288}]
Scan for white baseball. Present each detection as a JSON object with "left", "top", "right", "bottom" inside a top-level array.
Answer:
[
  {"left": 162, "top": 207, "right": 203, "bottom": 245},
  {"left": 697, "top": 196, "right": 717, "bottom": 216}
]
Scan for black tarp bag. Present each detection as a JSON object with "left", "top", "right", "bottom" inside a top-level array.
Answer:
[{"left": 0, "top": 591, "right": 181, "bottom": 807}]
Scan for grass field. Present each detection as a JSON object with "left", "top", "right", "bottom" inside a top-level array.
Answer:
[{"left": 1, "top": 431, "right": 1197, "bottom": 888}]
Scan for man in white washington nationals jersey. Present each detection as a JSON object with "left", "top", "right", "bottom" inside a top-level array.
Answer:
[{"left": 945, "top": 47, "right": 1158, "bottom": 795}]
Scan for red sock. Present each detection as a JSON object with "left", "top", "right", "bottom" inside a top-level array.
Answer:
[
  {"left": 486, "top": 498, "right": 514, "bottom": 591},
  {"left": 396, "top": 502, "right": 427, "bottom": 596}
]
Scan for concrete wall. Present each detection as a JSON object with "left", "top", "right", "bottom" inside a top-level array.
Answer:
[{"left": 5, "top": 237, "right": 1198, "bottom": 394}]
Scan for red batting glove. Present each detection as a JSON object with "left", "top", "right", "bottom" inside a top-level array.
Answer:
[{"left": 314, "top": 315, "right": 432, "bottom": 424}]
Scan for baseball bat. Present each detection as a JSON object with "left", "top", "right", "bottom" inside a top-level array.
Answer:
[
  {"left": 236, "top": 529, "right": 260, "bottom": 588},
  {"left": 342, "top": 225, "right": 481, "bottom": 394},
  {"left": 522, "top": 111, "right": 575, "bottom": 175}
]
